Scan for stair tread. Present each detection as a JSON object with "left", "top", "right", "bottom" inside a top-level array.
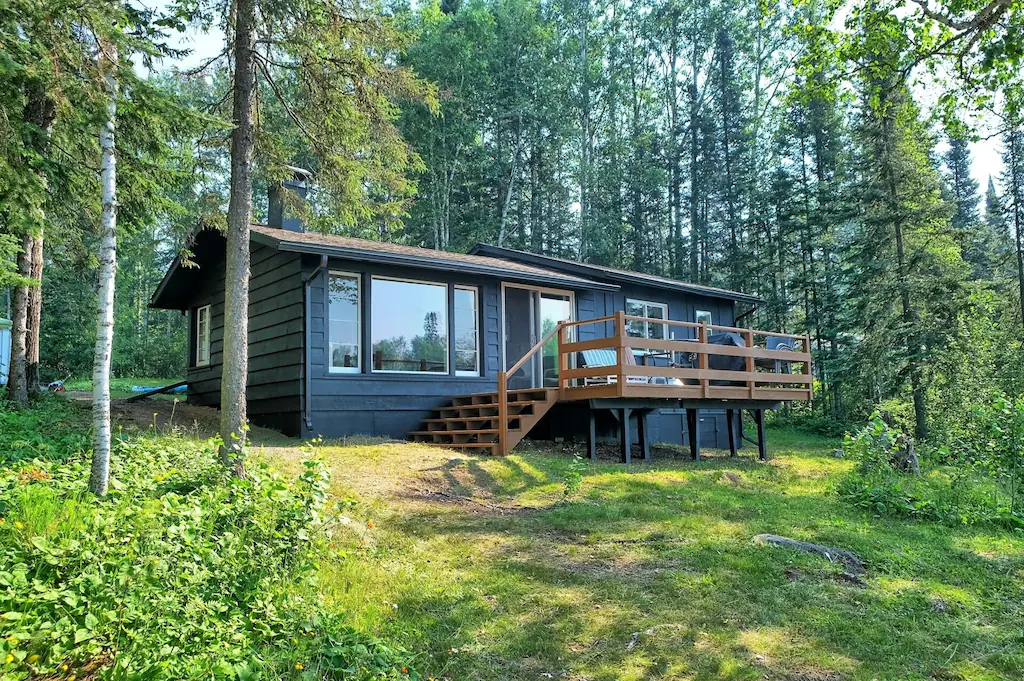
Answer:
[
  {"left": 410, "top": 428, "right": 513, "bottom": 436},
  {"left": 410, "top": 387, "right": 559, "bottom": 456},
  {"left": 421, "top": 413, "right": 512, "bottom": 419},
  {"left": 418, "top": 442, "right": 499, "bottom": 449},
  {"left": 442, "top": 400, "right": 540, "bottom": 409},
  {"left": 447, "top": 389, "right": 556, "bottom": 401}
]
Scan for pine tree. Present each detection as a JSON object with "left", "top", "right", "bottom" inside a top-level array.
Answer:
[
  {"left": 846, "top": 16, "right": 967, "bottom": 439},
  {"left": 944, "top": 126, "right": 988, "bottom": 278},
  {"left": 1003, "top": 119, "right": 1024, "bottom": 330}
]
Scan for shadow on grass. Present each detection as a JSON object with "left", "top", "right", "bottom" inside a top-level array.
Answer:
[{"left": 341, "top": 445, "right": 1024, "bottom": 681}]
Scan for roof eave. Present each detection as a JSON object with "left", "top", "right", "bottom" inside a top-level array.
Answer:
[
  {"left": 149, "top": 254, "right": 184, "bottom": 309},
  {"left": 469, "top": 243, "right": 762, "bottom": 304},
  {"left": 267, "top": 238, "right": 619, "bottom": 291}
]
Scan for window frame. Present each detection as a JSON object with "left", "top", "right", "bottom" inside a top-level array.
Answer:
[
  {"left": 194, "top": 304, "right": 211, "bottom": 368},
  {"left": 624, "top": 298, "right": 669, "bottom": 344},
  {"left": 695, "top": 309, "right": 713, "bottom": 327},
  {"left": 453, "top": 284, "right": 480, "bottom": 377},
  {"left": 327, "top": 270, "right": 363, "bottom": 374},
  {"left": 370, "top": 275, "right": 450, "bottom": 375}
]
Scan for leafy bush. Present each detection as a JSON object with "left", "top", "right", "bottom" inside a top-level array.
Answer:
[
  {"left": 0, "top": 395, "right": 91, "bottom": 465},
  {"left": 837, "top": 410, "right": 1024, "bottom": 530},
  {"left": 0, "top": 404, "right": 416, "bottom": 680},
  {"left": 966, "top": 394, "right": 1024, "bottom": 515},
  {"left": 766, "top": 408, "right": 855, "bottom": 438}
]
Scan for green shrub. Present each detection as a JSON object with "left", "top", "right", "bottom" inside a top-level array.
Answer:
[
  {"left": 967, "top": 393, "right": 1024, "bottom": 515},
  {"left": 0, "top": 406, "right": 416, "bottom": 680},
  {"left": 0, "top": 395, "right": 91, "bottom": 465},
  {"left": 836, "top": 411, "right": 1024, "bottom": 530}
]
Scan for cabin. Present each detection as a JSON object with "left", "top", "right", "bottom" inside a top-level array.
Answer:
[{"left": 151, "top": 176, "right": 811, "bottom": 460}]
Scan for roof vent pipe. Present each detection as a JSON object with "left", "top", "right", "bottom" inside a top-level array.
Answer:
[{"left": 267, "top": 165, "right": 312, "bottom": 232}]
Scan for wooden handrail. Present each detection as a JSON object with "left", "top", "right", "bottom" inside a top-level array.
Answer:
[
  {"left": 621, "top": 314, "right": 812, "bottom": 343},
  {"left": 562, "top": 314, "right": 618, "bottom": 328},
  {"left": 507, "top": 321, "right": 565, "bottom": 377},
  {"left": 557, "top": 313, "right": 812, "bottom": 401},
  {"left": 498, "top": 320, "right": 566, "bottom": 455}
]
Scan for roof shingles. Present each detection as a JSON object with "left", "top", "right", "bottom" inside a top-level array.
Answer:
[{"left": 250, "top": 225, "right": 610, "bottom": 288}]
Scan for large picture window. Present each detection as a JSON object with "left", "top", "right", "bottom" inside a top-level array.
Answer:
[
  {"left": 328, "top": 272, "right": 361, "bottom": 372},
  {"left": 194, "top": 304, "right": 211, "bottom": 367},
  {"left": 625, "top": 298, "right": 668, "bottom": 341},
  {"left": 372, "top": 278, "right": 448, "bottom": 373},
  {"left": 454, "top": 286, "right": 479, "bottom": 376}
]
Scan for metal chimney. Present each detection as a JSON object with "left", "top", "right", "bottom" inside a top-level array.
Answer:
[{"left": 267, "top": 166, "right": 312, "bottom": 232}]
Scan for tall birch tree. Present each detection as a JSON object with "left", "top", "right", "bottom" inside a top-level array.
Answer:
[{"left": 90, "top": 40, "right": 119, "bottom": 497}]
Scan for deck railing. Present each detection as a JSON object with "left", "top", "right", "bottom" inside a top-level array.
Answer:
[
  {"left": 495, "top": 311, "right": 812, "bottom": 454},
  {"left": 555, "top": 311, "right": 813, "bottom": 402}
]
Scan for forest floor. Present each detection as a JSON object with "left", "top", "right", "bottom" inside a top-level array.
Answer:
[{"left": 116, "top": 398, "right": 1022, "bottom": 681}]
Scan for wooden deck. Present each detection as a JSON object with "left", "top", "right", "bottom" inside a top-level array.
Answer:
[{"left": 411, "top": 311, "right": 812, "bottom": 457}]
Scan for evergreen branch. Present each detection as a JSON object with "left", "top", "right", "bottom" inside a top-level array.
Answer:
[{"left": 252, "top": 52, "right": 323, "bottom": 150}]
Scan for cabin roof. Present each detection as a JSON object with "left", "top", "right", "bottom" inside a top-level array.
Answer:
[
  {"left": 151, "top": 226, "right": 618, "bottom": 309},
  {"left": 248, "top": 226, "right": 616, "bottom": 290},
  {"left": 468, "top": 243, "right": 763, "bottom": 304}
]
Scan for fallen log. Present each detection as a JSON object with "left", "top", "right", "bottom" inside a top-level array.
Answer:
[{"left": 753, "top": 533, "right": 866, "bottom": 574}]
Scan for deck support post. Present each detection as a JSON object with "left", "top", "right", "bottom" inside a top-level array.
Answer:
[
  {"left": 620, "top": 407, "right": 632, "bottom": 463},
  {"left": 686, "top": 408, "right": 700, "bottom": 460},
  {"left": 638, "top": 409, "right": 650, "bottom": 461},
  {"left": 726, "top": 409, "right": 737, "bottom": 457},
  {"left": 587, "top": 408, "right": 597, "bottom": 460},
  {"left": 754, "top": 408, "right": 767, "bottom": 461}
]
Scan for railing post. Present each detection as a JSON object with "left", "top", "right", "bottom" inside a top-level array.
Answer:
[
  {"left": 744, "top": 329, "right": 755, "bottom": 399},
  {"left": 698, "top": 323, "right": 710, "bottom": 398},
  {"left": 557, "top": 323, "right": 567, "bottom": 399},
  {"left": 497, "top": 371, "right": 507, "bottom": 456},
  {"left": 615, "top": 310, "right": 627, "bottom": 396},
  {"left": 803, "top": 334, "right": 813, "bottom": 400}
]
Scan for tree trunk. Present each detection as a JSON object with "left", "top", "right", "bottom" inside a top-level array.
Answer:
[
  {"left": 578, "top": 0, "right": 590, "bottom": 258},
  {"left": 688, "top": 77, "right": 700, "bottom": 283},
  {"left": 8, "top": 85, "right": 55, "bottom": 405},
  {"left": 27, "top": 235, "right": 43, "bottom": 392},
  {"left": 90, "top": 41, "right": 118, "bottom": 498},
  {"left": 8, "top": 236, "right": 32, "bottom": 407},
  {"left": 1010, "top": 130, "right": 1024, "bottom": 333},
  {"left": 883, "top": 112, "right": 928, "bottom": 441},
  {"left": 221, "top": 0, "right": 257, "bottom": 478}
]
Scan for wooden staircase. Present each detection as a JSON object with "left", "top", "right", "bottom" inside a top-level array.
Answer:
[{"left": 409, "top": 388, "right": 558, "bottom": 455}]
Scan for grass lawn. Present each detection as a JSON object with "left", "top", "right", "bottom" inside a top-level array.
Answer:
[{"left": 250, "top": 430, "right": 1024, "bottom": 681}]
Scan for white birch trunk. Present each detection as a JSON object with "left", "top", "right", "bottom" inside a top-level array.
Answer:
[{"left": 90, "top": 42, "right": 118, "bottom": 497}]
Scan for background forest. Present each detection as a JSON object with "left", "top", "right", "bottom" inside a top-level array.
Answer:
[{"left": 5, "top": 0, "right": 1024, "bottom": 445}]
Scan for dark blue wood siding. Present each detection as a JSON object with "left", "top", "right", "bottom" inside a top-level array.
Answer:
[
  {"left": 186, "top": 244, "right": 304, "bottom": 435},
  {"left": 303, "top": 255, "right": 502, "bottom": 439},
  {"left": 574, "top": 283, "right": 738, "bottom": 449}
]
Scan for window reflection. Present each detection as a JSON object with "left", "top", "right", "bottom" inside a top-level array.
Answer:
[
  {"left": 329, "top": 273, "right": 360, "bottom": 372},
  {"left": 372, "top": 278, "right": 448, "bottom": 373},
  {"left": 454, "top": 287, "right": 479, "bottom": 375}
]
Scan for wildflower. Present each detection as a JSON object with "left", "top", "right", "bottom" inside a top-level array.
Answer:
[
  {"left": 401, "top": 667, "right": 408, "bottom": 674},
  {"left": 295, "top": 663, "right": 304, "bottom": 670},
  {"left": 14, "top": 521, "right": 23, "bottom": 529},
  {"left": 27, "top": 655, "right": 39, "bottom": 664},
  {"left": 4, "top": 654, "right": 13, "bottom": 664},
  {"left": 366, "top": 520, "right": 374, "bottom": 528},
  {"left": 0, "top": 518, "right": 5, "bottom": 525},
  {"left": 291, "top": 637, "right": 298, "bottom": 644},
  {"left": 68, "top": 675, "right": 76, "bottom": 681},
  {"left": 5, "top": 635, "right": 15, "bottom": 644}
]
